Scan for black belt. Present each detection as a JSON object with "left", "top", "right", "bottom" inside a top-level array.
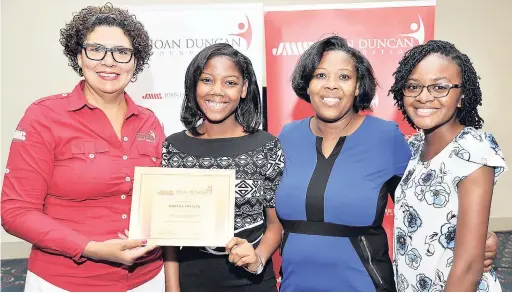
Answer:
[
  {"left": 278, "top": 219, "right": 386, "bottom": 280},
  {"left": 280, "top": 219, "right": 385, "bottom": 237}
]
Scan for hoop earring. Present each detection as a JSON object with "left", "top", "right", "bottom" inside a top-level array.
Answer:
[{"left": 131, "top": 76, "right": 138, "bottom": 83}]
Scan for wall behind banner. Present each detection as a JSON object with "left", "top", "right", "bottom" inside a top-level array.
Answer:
[{"left": 1, "top": 0, "right": 511, "bottom": 258}]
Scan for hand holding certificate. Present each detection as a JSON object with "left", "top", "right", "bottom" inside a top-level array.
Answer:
[{"left": 128, "top": 167, "right": 236, "bottom": 247}]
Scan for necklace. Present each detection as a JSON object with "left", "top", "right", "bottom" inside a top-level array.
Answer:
[{"left": 315, "top": 113, "right": 355, "bottom": 137}]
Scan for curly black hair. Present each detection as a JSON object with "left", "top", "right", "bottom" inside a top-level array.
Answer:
[
  {"left": 59, "top": 2, "right": 152, "bottom": 78},
  {"left": 389, "top": 40, "right": 483, "bottom": 129},
  {"left": 291, "top": 36, "right": 378, "bottom": 113},
  {"left": 181, "top": 43, "right": 262, "bottom": 136}
]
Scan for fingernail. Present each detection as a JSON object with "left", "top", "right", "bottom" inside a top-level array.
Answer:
[{"left": 142, "top": 239, "right": 148, "bottom": 245}]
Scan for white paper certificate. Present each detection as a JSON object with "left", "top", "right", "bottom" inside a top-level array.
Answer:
[{"left": 129, "top": 167, "right": 236, "bottom": 247}]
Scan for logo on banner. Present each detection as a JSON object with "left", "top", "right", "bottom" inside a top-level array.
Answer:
[
  {"left": 357, "top": 15, "right": 426, "bottom": 55},
  {"left": 272, "top": 42, "right": 314, "bottom": 56},
  {"left": 152, "top": 15, "right": 253, "bottom": 57},
  {"left": 229, "top": 15, "right": 253, "bottom": 49},
  {"left": 271, "top": 15, "right": 426, "bottom": 56},
  {"left": 142, "top": 92, "right": 185, "bottom": 100},
  {"left": 142, "top": 93, "right": 163, "bottom": 100},
  {"left": 399, "top": 15, "right": 426, "bottom": 45}
]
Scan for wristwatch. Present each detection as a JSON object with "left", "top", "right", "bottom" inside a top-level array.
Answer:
[{"left": 245, "top": 253, "right": 264, "bottom": 275}]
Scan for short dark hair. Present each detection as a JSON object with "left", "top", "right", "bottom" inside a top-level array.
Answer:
[
  {"left": 181, "top": 43, "right": 262, "bottom": 136},
  {"left": 59, "top": 2, "right": 152, "bottom": 78},
  {"left": 291, "top": 36, "right": 378, "bottom": 113},
  {"left": 389, "top": 40, "right": 484, "bottom": 129}
]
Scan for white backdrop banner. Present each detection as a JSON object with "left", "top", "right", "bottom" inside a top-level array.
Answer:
[{"left": 125, "top": 3, "right": 264, "bottom": 135}]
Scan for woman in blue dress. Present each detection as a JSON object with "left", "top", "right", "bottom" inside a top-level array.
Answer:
[{"left": 274, "top": 36, "right": 499, "bottom": 292}]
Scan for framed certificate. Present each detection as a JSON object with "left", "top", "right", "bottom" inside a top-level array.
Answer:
[{"left": 128, "top": 167, "right": 236, "bottom": 247}]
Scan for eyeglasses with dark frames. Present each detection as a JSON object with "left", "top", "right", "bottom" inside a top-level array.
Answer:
[
  {"left": 403, "top": 83, "right": 462, "bottom": 98},
  {"left": 81, "top": 43, "right": 134, "bottom": 64}
]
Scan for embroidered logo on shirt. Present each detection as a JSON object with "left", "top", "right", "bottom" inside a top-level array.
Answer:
[
  {"left": 136, "top": 130, "right": 156, "bottom": 143},
  {"left": 13, "top": 128, "right": 26, "bottom": 142}
]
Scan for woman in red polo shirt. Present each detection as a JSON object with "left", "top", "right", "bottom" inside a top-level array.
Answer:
[{"left": 1, "top": 4, "right": 165, "bottom": 292}]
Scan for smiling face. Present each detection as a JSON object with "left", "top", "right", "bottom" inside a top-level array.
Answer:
[
  {"left": 196, "top": 56, "right": 247, "bottom": 124},
  {"left": 403, "top": 53, "right": 463, "bottom": 131},
  {"left": 77, "top": 25, "right": 135, "bottom": 95},
  {"left": 308, "top": 50, "right": 359, "bottom": 122}
]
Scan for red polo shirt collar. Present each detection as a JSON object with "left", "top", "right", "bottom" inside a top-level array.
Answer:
[{"left": 66, "top": 80, "right": 139, "bottom": 117}]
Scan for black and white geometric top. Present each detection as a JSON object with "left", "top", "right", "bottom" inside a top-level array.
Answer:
[{"left": 162, "top": 130, "right": 285, "bottom": 255}]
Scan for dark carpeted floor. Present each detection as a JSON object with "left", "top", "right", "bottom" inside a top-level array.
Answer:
[{"left": 2, "top": 232, "right": 512, "bottom": 292}]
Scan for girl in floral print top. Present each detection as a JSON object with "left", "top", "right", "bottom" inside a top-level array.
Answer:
[{"left": 389, "top": 40, "right": 507, "bottom": 291}]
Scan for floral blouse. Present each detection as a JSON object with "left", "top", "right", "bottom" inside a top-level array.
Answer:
[{"left": 394, "top": 127, "right": 507, "bottom": 292}]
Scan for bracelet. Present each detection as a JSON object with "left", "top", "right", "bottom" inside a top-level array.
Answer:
[{"left": 244, "top": 253, "right": 264, "bottom": 275}]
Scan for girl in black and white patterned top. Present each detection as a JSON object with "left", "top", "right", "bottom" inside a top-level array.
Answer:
[{"left": 162, "top": 43, "right": 284, "bottom": 292}]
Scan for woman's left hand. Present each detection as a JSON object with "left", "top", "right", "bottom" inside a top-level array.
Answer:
[
  {"left": 226, "top": 237, "right": 261, "bottom": 273},
  {"left": 118, "top": 229, "right": 158, "bottom": 253}
]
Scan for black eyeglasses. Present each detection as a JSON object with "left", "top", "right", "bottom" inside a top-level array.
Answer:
[
  {"left": 403, "top": 83, "right": 462, "bottom": 98},
  {"left": 81, "top": 43, "right": 134, "bottom": 63}
]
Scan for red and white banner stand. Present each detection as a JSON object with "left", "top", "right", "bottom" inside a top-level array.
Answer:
[
  {"left": 126, "top": 3, "right": 265, "bottom": 136},
  {"left": 264, "top": 1, "right": 436, "bottom": 283}
]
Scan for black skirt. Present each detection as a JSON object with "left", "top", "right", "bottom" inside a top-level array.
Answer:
[{"left": 179, "top": 247, "right": 277, "bottom": 292}]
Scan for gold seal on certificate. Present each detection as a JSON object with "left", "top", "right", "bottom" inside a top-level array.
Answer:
[{"left": 129, "top": 167, "right": 236, "bottom": 247}]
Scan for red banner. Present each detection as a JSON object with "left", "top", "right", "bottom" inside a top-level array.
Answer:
[{"left": 264, "top": 1, "right": 435, "bottom": 281}]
